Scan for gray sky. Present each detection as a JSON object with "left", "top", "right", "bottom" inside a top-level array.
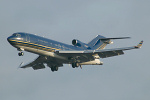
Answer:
[{"left": 0, "top": 0, "right": 150, "bottom": 100}]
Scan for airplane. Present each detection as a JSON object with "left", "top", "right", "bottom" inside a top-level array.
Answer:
[{"left": 7, "top": 32, "right": 143, "bottom": 72}]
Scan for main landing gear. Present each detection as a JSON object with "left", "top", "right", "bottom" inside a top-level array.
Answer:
[
  {"left": 51, "top": 66, "right": 58, "bottom": 72},
  {"left": 72, "top": 63, "right": 82, "bottom": 69},
  {"left": 72, "top": 63, "right": 79, "bottom": 68}
]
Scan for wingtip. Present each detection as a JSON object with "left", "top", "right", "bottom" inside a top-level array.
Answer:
[
  {"left": 18, "top": 62, "right": 24, "bottom": 69},
  {"left": 135, "top": 40, "right": 143, "bottom": 48}
]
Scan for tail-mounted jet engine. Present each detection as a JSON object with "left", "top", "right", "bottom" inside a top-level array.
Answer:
[{"left": 72, "top": 39, "right": 90, "bottom": 49}]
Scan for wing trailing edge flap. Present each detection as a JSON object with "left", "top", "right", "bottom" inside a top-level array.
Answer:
[
  {"left": 95, "top": 40, "right": 143, "bottom": 58},
  {"left": 97, "top": 50, "right": 124, "bottom": 58}
]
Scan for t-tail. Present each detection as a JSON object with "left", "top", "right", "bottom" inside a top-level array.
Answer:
[{"left": 88, "top": 35, "right": 130, "bottom": 50}]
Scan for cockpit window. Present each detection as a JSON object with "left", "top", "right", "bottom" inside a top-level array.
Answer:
[
  {"left": 12, "top": 33, "right": 16, "bottom": 36},
  {"left": 12, "top": 33, "right": 21, "bottom": 37}
]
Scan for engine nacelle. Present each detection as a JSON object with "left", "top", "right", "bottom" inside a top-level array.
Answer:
[
  {"left": 72, "top": 39, "right": 89, "bottom": 49},
  {"left": 72, "top": 39, "right": 81, "bottom": 47}
]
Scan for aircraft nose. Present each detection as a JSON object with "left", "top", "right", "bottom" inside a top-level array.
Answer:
[
  {"left": 7, "top": 36, "right": 11, "bottom": 42},
  {"left": 7, "top": 36, "right": 14, "bottom": 42}
]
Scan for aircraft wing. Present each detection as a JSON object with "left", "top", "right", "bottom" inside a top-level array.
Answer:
[
  {"left": 19, "top": 56, "right": 63, "bottom": 70},
  {"left": 19, "top": 56, "right": 46, "bottom": 70},
  {"left": 56, "top": 41, "right": 143, "bottom": 59},
  {"left": 19, "top": 41, "right": 143, "bottom": 69}
]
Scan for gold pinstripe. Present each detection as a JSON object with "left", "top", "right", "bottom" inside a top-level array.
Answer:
[
  {"left": 96, "top": 44, "right": 103, "bottom": 50},
  {"left": 101, "top": 43, "right": 107, "bottom": 49},
  {"left": 96, "top": 43, "right": 107, "bottom": 50},
  {"left": 100, "top": 43, "right": 105, "bottom": 49},
  {"left": 96, "top": 43, "right": 104, "bottom": 50},
  {"left": 9, "top": 40, "right": 61, "bottom": 51}
]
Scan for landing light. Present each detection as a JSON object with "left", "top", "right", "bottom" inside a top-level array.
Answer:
[
  {"left": 104, "top": 41, "right": 113, "bottom": 44},
  {"left": 16, "top": 38, "right": 22, "bottom": 40},
  {"left": 110, "top": 41, "right": 113, "bottom": 44}
]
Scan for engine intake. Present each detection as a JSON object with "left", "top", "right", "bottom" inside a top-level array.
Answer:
[
  {"left": 72, "top": 39, "right": 81, "bottom": 47},
  {"left": 72, "top": 39, "right": 89, "bottom": 49}
]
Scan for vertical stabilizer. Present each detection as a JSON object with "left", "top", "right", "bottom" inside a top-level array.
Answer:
[
  {"left": 88, "top": 35, "right": 130, "bottom": 50},
  {"left": 88, "top": 35, "right": 108, "bottom": 50}
]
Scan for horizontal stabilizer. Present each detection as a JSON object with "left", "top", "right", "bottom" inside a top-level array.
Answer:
[{"left": 100, "top": 37, "right": 130, "bottom": 40}]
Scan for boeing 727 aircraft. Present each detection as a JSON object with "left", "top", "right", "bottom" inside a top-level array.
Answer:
[{"left": 7, "top": 32, "right": 143, "bottom": 72}]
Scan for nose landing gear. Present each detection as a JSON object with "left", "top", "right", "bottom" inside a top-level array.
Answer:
[
  {"left": 17, "top": 48, "right": 24, "bottom": 56},
  {"left": 18, "top": 52, "right": 24, "bottom": 56}
]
